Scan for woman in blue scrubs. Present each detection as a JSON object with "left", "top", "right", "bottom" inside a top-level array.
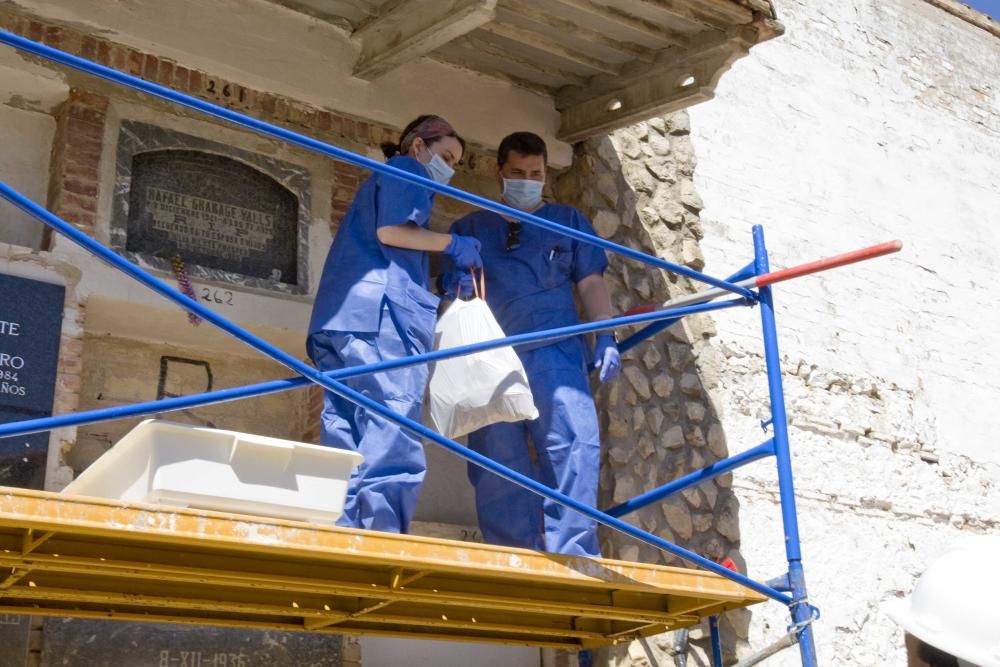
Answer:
[{"left": 307, "top": 115, "right": 482, "bottom": 533}]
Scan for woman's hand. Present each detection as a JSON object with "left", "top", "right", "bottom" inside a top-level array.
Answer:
[{"left": 443, "top": 234, "right": 483, "bottom": 270}]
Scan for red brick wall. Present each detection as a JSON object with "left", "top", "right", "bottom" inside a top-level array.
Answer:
[
  {"left": 45, "top": 89, "right": 108, "bottom": 239},
  {"left": 51, "top": 307, "right": 84, "bottom": 417}
]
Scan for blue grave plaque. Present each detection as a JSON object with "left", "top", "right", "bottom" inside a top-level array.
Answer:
[
  {"left": 0, "top": 273, "right": 64, "bottom": 667},
  {"left": 0, "top": 273, "right": 64, "bottom": 489}
]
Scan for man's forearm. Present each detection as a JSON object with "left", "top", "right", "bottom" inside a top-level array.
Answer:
[{"left": 578, "top": 273, "right": 614, "bottom": 324}]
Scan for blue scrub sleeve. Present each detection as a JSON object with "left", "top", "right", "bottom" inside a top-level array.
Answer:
[
  {"left": 376, "top": 158, "right": 434, "bottom": 230},
  {"left": 570, "top": 210, "right": 610, "bottom": 282}
]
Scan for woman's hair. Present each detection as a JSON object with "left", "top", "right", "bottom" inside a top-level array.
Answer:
[{"left": 381, "top": 115, "right": 465, "bottom": 159}]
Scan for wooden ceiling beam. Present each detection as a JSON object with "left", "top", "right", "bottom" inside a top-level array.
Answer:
[
  {"left": 435, "top": 33, "right": 591, "bottom": 89},
  {"left": 555, "top": 18, "right": 782, "bottom": 142},
  {"left": 653, "top": 0, "right": 755, "bottom": 26},
  {"left": 548, "top": 0, "right": 692, "bottom": 46},
  {"left": 352, "top": 0, "right": 498, "bottom": 80},
  {"left": 618, "top": 0, "right": 753, "bottom": 31},
  {"left": 499, "top": 0, "right": 658, "bottom": 63},
  {"left": 479, "top": 21, "right": 621, "bottom": 76}
]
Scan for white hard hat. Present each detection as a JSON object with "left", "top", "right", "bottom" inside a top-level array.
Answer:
[{"left": 885, "top": 536, "right": 1000, "bottom": 667}]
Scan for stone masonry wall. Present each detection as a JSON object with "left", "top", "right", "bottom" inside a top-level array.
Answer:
[{"left": 555, "top": 115, "right": 751, "bottom": 666}]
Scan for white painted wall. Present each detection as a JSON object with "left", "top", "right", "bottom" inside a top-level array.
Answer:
[
  {"left": 9, "top": 0, "right": 574, "bottom": 166},
  {"left": 688, "top": 0, "right": 999, "bottom": 664},
  {"left": 0, "top": 105, "right": 55, "bottom": 249},
  {"left": 0, "top": 40, "right": 67, "bottom": 111}
]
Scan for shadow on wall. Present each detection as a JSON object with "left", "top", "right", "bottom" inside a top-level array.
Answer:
[{"left": 553, "top": 113, "right": 751, "bottom": 665}]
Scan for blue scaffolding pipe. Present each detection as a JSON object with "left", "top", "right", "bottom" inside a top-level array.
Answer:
[
  {"left": 709, "top": 615, "right": 724, "bottom": 666},
  {"left": 0, "top": 29, "right": 755, "bottom": 301},
  {"left": 0, "top": 180, "right": 791, "bottom": 606},
  {"left": 605, "top": 439, "right": 775, "bottom": 518},
  {"left": 754, "top": 226, "right": 818, "bottom": 664},
  {"left": 618, "top": 261, "right": 758, "bottom": 355},
  {"left": 0, "top": 285, "right": 743, "bottom": 439}
]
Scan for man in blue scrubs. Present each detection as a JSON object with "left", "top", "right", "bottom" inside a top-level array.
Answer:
[{"left": 442, "top": 132, "right": 621, "bottom": 557}]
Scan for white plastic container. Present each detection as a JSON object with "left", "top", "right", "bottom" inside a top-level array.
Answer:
[{"left": 62, "top": 419, "right": 363, "bottom": 523}]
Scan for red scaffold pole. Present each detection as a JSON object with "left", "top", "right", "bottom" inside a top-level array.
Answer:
[
  {"left": 754, "top": 239, "right": 902, "bottom": 288},
  {"left": 626, "top": 240, "right": 903, "bottom": 316}
]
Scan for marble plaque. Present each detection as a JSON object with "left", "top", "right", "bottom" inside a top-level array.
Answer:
[
  {"left": 113, "top": 121, "right": 312, "bottom": 295},
  {"left": 126, "top": 151, "right": 298, "bottom": 284}
]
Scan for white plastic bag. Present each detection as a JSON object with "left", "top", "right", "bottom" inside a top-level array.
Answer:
[{"left": 428, "top": 273, "right": 538, "bottom": 439}]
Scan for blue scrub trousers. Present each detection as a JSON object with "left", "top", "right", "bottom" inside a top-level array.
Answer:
[
  {"left": 467, "top": 338, "right": 602, "bottom": 557},
  {"left": 307, "top": 301, "right": 429, "bottom": 534}
]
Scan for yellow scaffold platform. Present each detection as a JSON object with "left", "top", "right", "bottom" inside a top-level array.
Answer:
[{"left": 0, "top": 487, "right": 765, "bottom": 649}]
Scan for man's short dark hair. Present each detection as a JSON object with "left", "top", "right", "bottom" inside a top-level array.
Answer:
[{"left": 498, "top": 132, "right": 547, "bottom": 167}]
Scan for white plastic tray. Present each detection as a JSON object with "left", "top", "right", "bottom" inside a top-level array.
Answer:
[{"left": 62, "top": 419, "right": 363, "bottom": 523}]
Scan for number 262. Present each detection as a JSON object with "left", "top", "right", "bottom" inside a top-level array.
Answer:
[{"left": 200, "top": 288, "right": 234, "bottom": 306}]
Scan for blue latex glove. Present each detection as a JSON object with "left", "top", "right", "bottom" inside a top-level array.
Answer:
[
  {"left": 594, "top": 334, "right": 621, "bottom": 384},
  {"left": 441, "top": 271, "right": 475, "bottom": 300},
  {"left": 444, "top": 234, "right": 483, "bottom": 270}
]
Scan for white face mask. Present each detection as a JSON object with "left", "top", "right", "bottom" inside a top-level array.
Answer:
[
  {"left": 502, "top": 178, "right": 544, "bottom": 210},
  {"left": 417, "top": 144, "right": 455, "bottom": 185},
  {"left": 426, "top": 153, "right": 455, "bottom": 185}
]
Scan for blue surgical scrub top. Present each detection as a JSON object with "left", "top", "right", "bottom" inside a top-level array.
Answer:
[
  {"left": 447, "top": 204, "right": 608, "bottom": 347},
  {"left": 310, "top": 156, "right": 440, "bottom": 335}
]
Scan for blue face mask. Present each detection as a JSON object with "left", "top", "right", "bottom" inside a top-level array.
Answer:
[
  {"left": 422, "top": 151, "right": 455, "bottom": 185},
  {"left": 502, "top": 178, "right": 544, "bottom": 210}
]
